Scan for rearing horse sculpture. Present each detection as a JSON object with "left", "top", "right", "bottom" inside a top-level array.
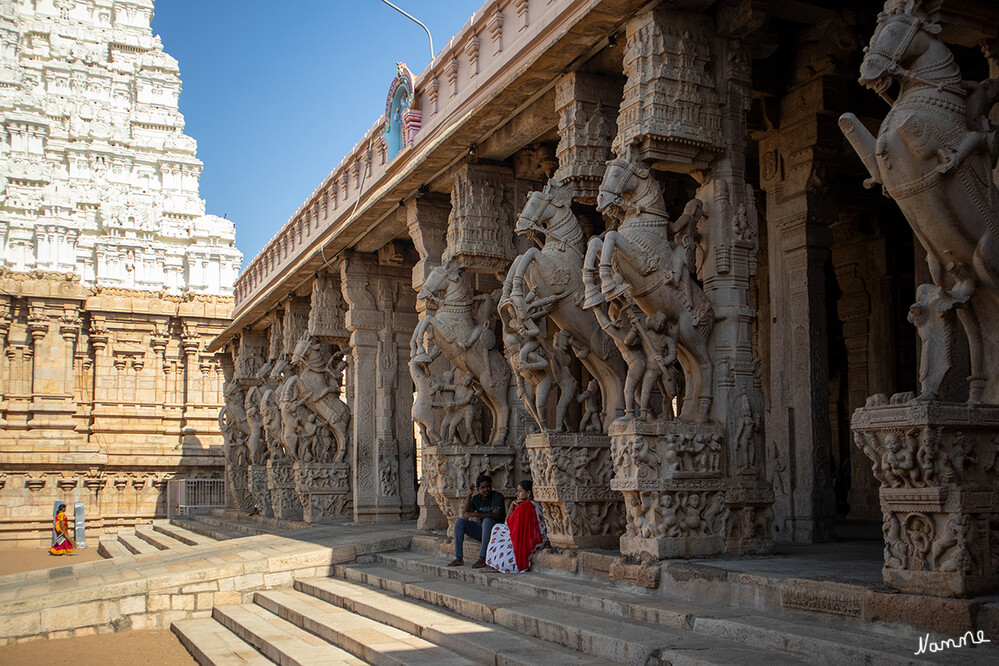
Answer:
[
  {"left": 502, "top": 179, "right": 627, "bottom": 426},
  {"left": 583, "top": 149, "right": 715, "bottom": 422},
  {"left": 840, "top": 0, "right": 999, "bottom": 403},
  {"left": 413, "top": 259, "right": 511, "bottom": 445}
]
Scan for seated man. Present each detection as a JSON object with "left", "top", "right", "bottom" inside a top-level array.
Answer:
[{"left": 449, "top": 474, "right": 505, "bottom": 568}]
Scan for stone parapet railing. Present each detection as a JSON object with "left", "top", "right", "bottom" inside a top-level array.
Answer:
[{"left": 230, "top": 0, "right": 588, "bottom": 318}]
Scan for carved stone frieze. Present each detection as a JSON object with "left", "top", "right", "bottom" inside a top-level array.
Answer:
[
  {"left": 266, "top": 459, "right": 303, "bottom": 521},
  {"left": 616, "top": 9, "right": 723, "bottom": 169},
  {"left": 444, "top": 163, "right": 516, "bottom": 275},
  {"left": 308, "top": 274, "right": 348, "bottom": 343},
  {"left": 525, "top": 433, "right": 624, "bottom": 548},
  {"left": 247, "top": 464, "right": 273, "bottom": 518},
  {"left": 554, "top": 72, "right": 624, "bottom": 203},
  {"left": 853, "top": 402, "right": 999, "bottom": 597},
  {"left": 293, "top": 461, "right": 351, "bottom": 522},
  {"left": 422, "top": 445, "right": 516, "bottom": 536}
]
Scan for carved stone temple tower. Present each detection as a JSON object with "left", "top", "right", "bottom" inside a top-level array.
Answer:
[{"left": 0, "top": 0, "right": 241, "bottom": 544}]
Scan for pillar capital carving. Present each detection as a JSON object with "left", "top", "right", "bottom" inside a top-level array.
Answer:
[
  {"left": 406, "top": 194, "right": 451, "bottom": 295},
  {"left": 554, "top": 71, "right": 623, "bottom": 203},
  {"left": 444, "top": 163, "right": 516, "bottom": 275}
]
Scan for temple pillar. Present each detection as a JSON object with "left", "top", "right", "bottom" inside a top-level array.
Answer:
[
  {"left": 341, "top": 251, "right": 415, "bottom": 522},
  {"left": 760, "top": 75, "right": 842, "bottom": 544},
  {"left": 603, "top": 7, "right": 772, "bottom": 559}
]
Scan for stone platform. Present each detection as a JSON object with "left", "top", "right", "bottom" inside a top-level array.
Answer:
[{"left": 1, "top": 516, "right": 997, "bottom": 664}]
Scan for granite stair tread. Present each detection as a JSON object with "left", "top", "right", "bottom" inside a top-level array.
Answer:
[
  {"left": 331, "top": 562, "right": 810, "bottom": 665},
  {"left": 295, "top": 576, "right": 613, "bottom": 665},
  {"left": 152, "top": 522, "right": 216, "bottom": 546},
  {"left": 212, "top": 602, "right": 367, "bottom": 665},
  {"left": 134, "top": 526, "right": 191, "bottom": 551},
  {"left": 172, "top": 617, "right": 273, "bottom": 666},
  {"left": 116, "top": 532, "right": 159, "bottom": 555},
  {"left": 96, "top": 538, "right": 133, "bottom": 560},
  {"left": 365, "top": 551, "right": 986, "bottom": 665},
  {"left": 171, "top": 517, "right": 242, "bottom": 541},
  {"left": 253, "top": 587, "right": 475, "bottom": 665}
]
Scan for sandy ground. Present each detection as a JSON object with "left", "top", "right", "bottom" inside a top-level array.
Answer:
[
  {"left": 0, "top": 546, "right": 104, "bottom": 576},
  {"left": 0, "top": 630, "right": 198, "bottom": 665},
  {"left": 0, "top": 547, "right": 198, "bottom": 664}
]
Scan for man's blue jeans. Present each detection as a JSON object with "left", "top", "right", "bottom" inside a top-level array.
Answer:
[{"left": 454, "top": 517, "right": 497, "bottom": 558}]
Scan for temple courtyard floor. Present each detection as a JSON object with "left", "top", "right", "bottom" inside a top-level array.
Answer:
[{"left": 0, "top": 514, "right": 995, "bottom": 664}]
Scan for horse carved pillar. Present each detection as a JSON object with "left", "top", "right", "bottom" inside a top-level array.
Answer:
[
  {"left": 234, "top": 329, "right": 272, "bottom": 517},
  {"left": 845, "top": 0, "right": 999, "bottom": 597},
  {"left": 585, "top": 7, "right": 773, "bottom": 560},
  {"left": 407, "top": 195, "right": 451, "bottom": 531},
  {"left": 412, "top": 163, "right": 521, "bottom": 534},
  {"left": 264, "top": 299, "right": 309, "bottom": 522}
]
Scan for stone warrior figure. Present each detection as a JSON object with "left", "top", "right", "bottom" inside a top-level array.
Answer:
[{"left": 289, "top": 337, "right": 351, "bottom": 463}]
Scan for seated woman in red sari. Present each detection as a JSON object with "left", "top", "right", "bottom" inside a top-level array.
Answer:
[
  {"left": 49, "top": 503, "right": 76, "bottom": 556},
  {"left": 484, "top": 480, "right": 547, "bottom": 573}
]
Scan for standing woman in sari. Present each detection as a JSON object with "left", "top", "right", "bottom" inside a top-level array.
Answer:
[
  {"left": 484, "top": 480, "right": 547, "bottom": 573},
  {"left": 49, "top": 503, "right": 76, "bottom": 556}
]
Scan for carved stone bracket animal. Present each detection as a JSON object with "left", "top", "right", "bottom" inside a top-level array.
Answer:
[
  {"left": 290, "top": 337, "right": 351, "bottom": 463},
  {"left": 840, "top": 0, "right": 999, "bottom": 404},
  {"left": 412, "top": 259, "right": 511, "bottom": 445},
  {"left": 583, "top": 148, "right": 715, "bottom": 422}
]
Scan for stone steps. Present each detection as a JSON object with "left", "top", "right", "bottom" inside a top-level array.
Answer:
[
  {"left": 96, "top": 538, "right": 132, "bottom": 560},
  {"left": 172, "top": 617, "right": 273, "bottom": 666},
  {"left": 134, "top": 526, "right": 191, "bottom": 551},
  {"left": 191, "top": 514, "right": 273, "bottom": 537},
  {"left": 116, "top": 531, "right": 160, "bottom": 555},
  {"left": 152, "top": 521, "right": 215, "bottom": 546},
  {"left": 170, "top": 517, "right": 242, "bottom": 541},
  {"left": 365, "top": 551, "right": 979, "bottom": 665}
]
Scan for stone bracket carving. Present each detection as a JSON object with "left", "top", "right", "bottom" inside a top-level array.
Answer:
[
  {"left": 421, "top": 445, "right": 516, "bottom": 536},
  {"left": 293, "top": 461, "right": 351, "bottom": 523},
  {"left": 853, "top": 401, "right": 999, "bottom": 597},
  {"left": 525, "top": 432, "right": 624, "bottom": 549},
  {"left": 266, "top": 460, "right": 303, "bottom": 521}
]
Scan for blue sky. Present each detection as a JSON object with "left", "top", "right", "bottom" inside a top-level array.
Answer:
[{"left": 152, "top": 0, "right": 483, "bottom": 269}]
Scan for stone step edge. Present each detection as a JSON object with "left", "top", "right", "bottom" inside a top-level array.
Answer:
[
  {"left": 253, "top": 587, "right": 470, "bottom": 665},
  {"left": 212, "top": 602, "right": 365, "bottom": 665},
  {"left": 295, "top": 576, "right": 616, "bottom": 666},
  {"left": 348, "top": 558, "right": 937, "bottom": 666},
  {"left": 171, "top": 617, "right": 272, "bottom": 665},
  {"left": 409, "top": 533, "right": 989, "bottom": 638},
  {"left": 216, "top": 508, "right": 314, "bottom": 531},
  {"left": 183, "top": 515, "right": 271, "bottom": 536},
  {"left": 326, "top": 564, "right": 786, "bottom": 665},
  {"left": 134, "top": 527, "right": 189, "bottom": 551},
  {"left": 169, "top": 518, "right": 237, "bottom": 541},
  {"left": 152, "top": 523, "right": 209, "bottom": 546}
]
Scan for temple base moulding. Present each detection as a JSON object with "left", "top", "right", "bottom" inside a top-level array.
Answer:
[
  {"left": 267, "top": 460, "right": 303, "bottom": 521},
  {"left": 246, "top": 464, "right": 273, "bottom": 518}
]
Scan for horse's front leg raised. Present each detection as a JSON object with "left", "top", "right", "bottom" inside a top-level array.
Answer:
[
  {"left": 583, "top": 236, "right": 605, "bottom": 308},
  {"left": 600, "top": 231, "right": 638, "bottom": 301}
]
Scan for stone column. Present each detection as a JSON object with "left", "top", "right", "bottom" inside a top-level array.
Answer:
[
  {"left": 554, "top": 71, "right": 623, "bottom": 204},
  {"left": 0, "top": 298, "right": 11, "bottom": 427},
  {"left": 235, "top": 330, "right": 272, "bottom": 517},
  {"left": 341, "top": 253, "right": 408, "bottom": 523},
  {"left": 759, "top": 78, "right": 842, "bottom": 544},
  {"left": 406, "top": 195, "right": 451, "bottom": 531}
]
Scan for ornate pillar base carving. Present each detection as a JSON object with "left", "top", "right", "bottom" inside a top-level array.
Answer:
[
  {"left": 422, "top": 445, "right": 515, "bottom": 537},
  {"left": 293, "top": 461, "right": 352, "bottom": 523},
  {"left": 246, "top": 465, "right": 273, "bottom": 518},
  {"left": 227, "top": 462, "right": 254, "bottom": 512},
  {"left": 610, "top": 420, "right": 730, "bottom": 560},
  {"left": 853, "top": 401, "right": 999, "bottom": 598},
  {"left": 525, "top": 433, "right": 624, "bottom": 549},
  {"left": 266, "top": 460, "right": 303, "bottom": 521}
]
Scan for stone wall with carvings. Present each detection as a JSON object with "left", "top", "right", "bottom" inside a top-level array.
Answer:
[
  {"left": 0, "top": 0, "right": 240, "bottom": 545},
  {"left": 0, "top": 272, "right": 231, "bottom": 545}
]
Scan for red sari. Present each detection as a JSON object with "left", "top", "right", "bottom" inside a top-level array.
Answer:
[
  {"left": 485, "top": 500, "right": 546, "bottom": 573},
  {"left": 49, "top": 511, "right": 74, "bottom": 555}
]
